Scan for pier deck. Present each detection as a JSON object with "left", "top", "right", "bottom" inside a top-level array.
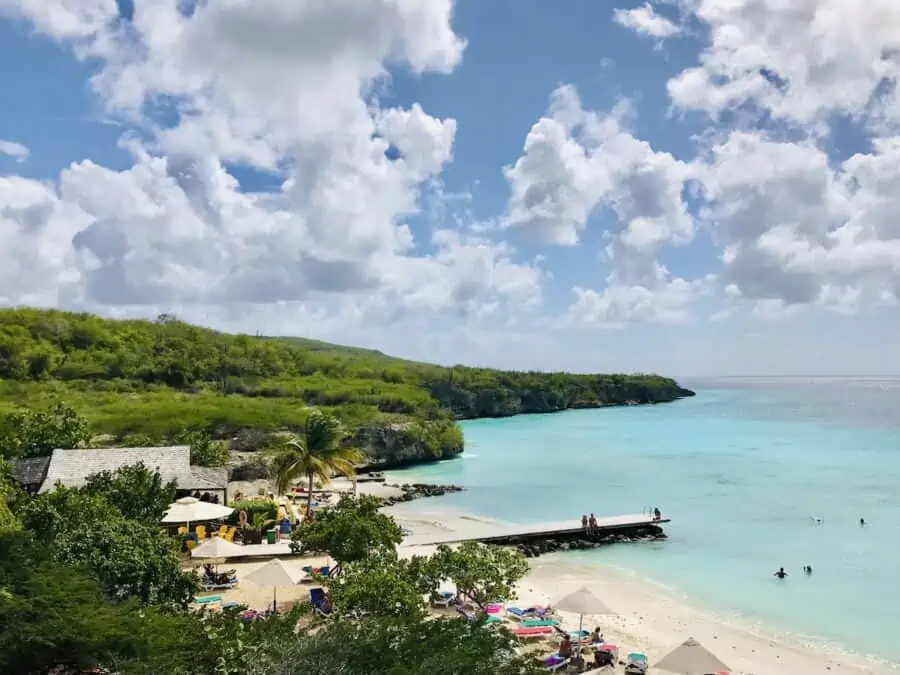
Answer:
[{"left": 400, "top": 513, "right": 670, "bottom": 548}]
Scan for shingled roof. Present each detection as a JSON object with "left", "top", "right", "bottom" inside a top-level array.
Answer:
[
  {"left": 11, "top": 456, "right": 51, "bottom": 488},
  {"left": 38, "top": 446, "right": 227, "bottom": 494}
]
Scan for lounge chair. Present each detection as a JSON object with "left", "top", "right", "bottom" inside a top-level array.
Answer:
[
  {"left": 553, "top": 625, "right": 591, "bottom": 641},
  {"left": 624, "top": 652, "right": 648, "bottom": 674},
  {"left": 512, "top": 625, "right": 556, "bottom": 639},
  {"left": 200, "top": 572, "right": 238, "bottom": 591},
  {"left": 542, "top": 654, "right": 570, "bottom": 672},
  {"left": 456, "top": 607, "right": 501, "bottom": 624},
  {"left": 430, "top": 591, "right": 455, "bottom": 608},
  {"left": 592, "top": 644, "right": 618, "bottom": 669},
  {"left": 193, "top": 594, "right": 223, "bottom": 605},
  {"left": 310, "top": 587, "right": 332, "bottom": 617},
  {"left": 520, "top": 618, "right": 559, "bottom": 628}
]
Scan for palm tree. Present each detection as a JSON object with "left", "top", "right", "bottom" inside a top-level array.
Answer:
[{"left": 272, "top": 410, "right": 364, "bottom": 516}]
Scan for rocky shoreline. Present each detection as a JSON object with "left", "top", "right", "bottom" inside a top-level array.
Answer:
[
  {"left": 503, "top": 524, "right": 667, "bottom": 558},
  {"left": 379, "top": 482, "right": 464, "bottom": 506}
]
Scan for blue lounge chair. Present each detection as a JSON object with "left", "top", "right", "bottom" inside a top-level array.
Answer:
[{"left": 624, "top": 652, "right": 648, "bottom": 674}]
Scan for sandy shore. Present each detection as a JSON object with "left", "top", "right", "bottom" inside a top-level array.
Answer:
[
  {"left": 386, "top": 505, "right": 898, "bottom": 675},
  {"left": 189, "top": 495, "right": 898, "bottom": 674}
]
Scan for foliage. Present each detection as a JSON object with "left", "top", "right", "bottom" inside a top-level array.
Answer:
[
  {"left": 0, "top": 533, "right": 205, "bottom": 675},
  {"left": 0, "top": 401, "right": 89, "bottom": 459},
  {"left": 272, "top": 411, "right": 364, "bottom": 513},
  {"left": 15, "top": 486, "right": 197, "bottom": 606},
  {"left": 0, "top": 461, "right": 19, "bottom": 533},
  {"left": 0, "top": 309, "right": 691, "bottom": 463},
  {"left": 290, "top": 495, "right": 402, "bottom": 571},
  {"left": 180, "top": 430, "right": 230, "bottom": 467},
  {"left": 230, "top": 455, "right": 271, "bottom": 481},
  {"left": 324, "top": 551, "right": 431, "bottom": 618},
  {"left": 245, "top": 614, "right": 543, "bottom": 675},
  {"left": 428, "top": 542, "right": 529, "bottom": 610},
  {"left": 226, "top": 499, "right": 278, "bottom": 525},
  {"left": 82, "top": 462, "right": 177, "bottom": 524}
]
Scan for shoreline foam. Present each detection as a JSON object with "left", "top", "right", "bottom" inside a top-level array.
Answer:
[{"left": 390, "top": 504, "right": 900, "bottom": 675}]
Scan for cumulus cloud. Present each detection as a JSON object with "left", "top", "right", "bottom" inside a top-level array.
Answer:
[
  {"left": 0, "top": 139, "right": 29, "bottom": 162},
  {"left": 613, "top": 3, "right": 682, "bottom": 39},
  {"left": 0, "top": 0, "right": 541, "bottom": 334}
]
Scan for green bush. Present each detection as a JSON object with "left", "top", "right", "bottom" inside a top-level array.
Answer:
[{"left": 226, "top": 499, "right": 278, "bottom": 526}]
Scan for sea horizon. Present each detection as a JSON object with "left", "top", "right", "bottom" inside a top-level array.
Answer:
[{"left": 389, "top": 380, "right": 900, "bottom": 668}]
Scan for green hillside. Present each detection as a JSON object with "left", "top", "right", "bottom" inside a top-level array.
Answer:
[{"left": 0, "top": 308, "right": 694, "bottom": 464}]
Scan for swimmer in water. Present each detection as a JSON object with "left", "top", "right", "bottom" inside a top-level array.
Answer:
[
  {"left": 860, "top": 518, "right": 866, "bottom": 527},
  {"left": 774, "top": 567, "right": 788, "bottom": 579},
  {"left": 803, "top": 565, "right": 813, "bottom": 575}
]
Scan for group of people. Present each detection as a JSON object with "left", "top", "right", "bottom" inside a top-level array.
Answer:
[
  {"left": 774, "top": 565, "right": 814, "bottom": 579},
  {"left": 558, "top": 627, "right": 612, "bottom": 668}
]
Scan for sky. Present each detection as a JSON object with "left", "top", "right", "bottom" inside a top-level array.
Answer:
[{"left": 2, "top": 0, "right": 900, "bottom": 377}]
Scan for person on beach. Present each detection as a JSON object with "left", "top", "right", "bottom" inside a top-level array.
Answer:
[
  {"left": 582, "top": 514, "right": 589, "bottom": 532},
  {"left": 590, "top": 627, "right": 603, "bottom": 644},
  {"left": 653, "top": 507, "right": 662, "bottom": 520},
  {"left": 588, "top": 513, "right": 598, "bottom": 535},
  {"left": 774, "top": 567, "right": 788, "bottom": 579},
  {"left": 558, "top": 634, "right": 573, "bottom": 659}
]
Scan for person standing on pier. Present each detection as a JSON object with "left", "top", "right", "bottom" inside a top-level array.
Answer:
[
  {"left": 653, "top": 507, "right": 662, "bottom": 521},
  {"left": 588, "top": 513, "right": 598, "bottom": 535},
  {"left": 582, "top": 514, "right": 589, "bottom": 533}
]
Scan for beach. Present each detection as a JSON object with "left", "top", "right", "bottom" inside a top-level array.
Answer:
[
  {"left": 388, "top": 507, "right": 895, "bottom": 675},
  {"left": 202, "top": 501, "right": 896, "bottom": 675}
]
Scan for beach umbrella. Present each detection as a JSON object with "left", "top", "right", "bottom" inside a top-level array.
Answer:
[
  {"left": 654, "top": 637, "right": 731, "bottom": 674},
  {"left": 190, "top": 536, "right": 245, "bottom": 560},
  {"left": 553, "top": 586, "right": 615, "bottom": 638},
  {"left": 244, "top": 559, "right": 300, "bottom": 612},
  {"left": 161, "top": 496, "right": 233, "bottom": 529}
]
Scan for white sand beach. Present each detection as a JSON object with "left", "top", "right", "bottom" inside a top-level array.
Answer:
[
  {"left": 191, "top": 498, "right": 898, "bottom": 674},
  {"left": 387, "top": 506, "right": 899, "bottom": 675}
]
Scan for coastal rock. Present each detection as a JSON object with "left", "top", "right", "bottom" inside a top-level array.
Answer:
[
  {"left": 352, "top": 422, "right": 464, "bottom": 470},
  {"left": 497, "top": 524, "right": 666, "bottom": 559},
  {"left": 379, "top": 482, "right": 464, "bottom": 506}
]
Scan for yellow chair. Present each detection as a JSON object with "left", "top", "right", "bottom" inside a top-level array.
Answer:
[
  {"left": 225, "top": 526, "right": 237, "bottom": 541},
  {"left": 195, "top": 525, "right": 206, "bottom": 539},
  {"left": 217, "top": 525, "right": 228, "bottom": 538},
  {"left": 185, "top": 539, "right": 197, "bottom": 551},
  {"left": 177, "top": 526, "right": 188, "bottom": 536}
]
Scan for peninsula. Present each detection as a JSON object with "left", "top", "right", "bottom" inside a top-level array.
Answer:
[{"left": 0, "top": 308, "right": 694, "bottom": 468}]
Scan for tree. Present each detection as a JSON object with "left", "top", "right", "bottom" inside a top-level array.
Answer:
[
  {"left": 324, "top": 551, "right": 429, "bottom": 618},
  {"left": 290, "top": 495, "right": 402, "bottom": 574},
  {"left": 0, "top": 461, "right": 19, "bottom": 534},
  {"left": 245, "top": 614, "right": 543, "bottom": 675},
  {"left": 15, "top": 487, "right": 197, "bottom": 606},
  {"left": 82, "top": 463, "right": 176, "bottom": 524},
  {"left": 428, "top": 542, "right": 529, "bottom": 611},
  {"left": 181, "top": 430, "right": 230, "bottom": 467},
  {"left": 0, "top": 533, "right": 205, "bottom": 675},
  {"left": 272, "top": 410, "right": 363, "bottom": 514},
  {"left": 0, "top": 401, "right": 90, "bottom": 459}
]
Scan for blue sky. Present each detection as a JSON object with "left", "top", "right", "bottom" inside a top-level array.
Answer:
[{"left": 2, "top": 0, "right": 900, "bottom": 376}]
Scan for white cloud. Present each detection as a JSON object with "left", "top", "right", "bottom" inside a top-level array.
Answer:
[
  {"left": 0, "top": 139, "right": 29, "bottom": 162},
  {"left": 0, "top": 0, "right": 540, "bottom": 334},
  {"left": 669, "top": 0, "right": 900, "bottom": 126},
  {"left": 613, "top": 3, "right": 682, "bottom": 39}
]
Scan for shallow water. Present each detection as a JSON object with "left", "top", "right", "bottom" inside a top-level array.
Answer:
[{"left": 389, "top": 379, "right": 900, "bottom": 666}]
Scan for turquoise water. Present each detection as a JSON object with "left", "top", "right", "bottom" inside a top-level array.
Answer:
[{"left": 389, "top": 379, "right": 900, "bottom": 666}]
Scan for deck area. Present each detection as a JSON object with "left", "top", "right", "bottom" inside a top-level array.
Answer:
[{"left": 400, "top": 513, "right": 670, "bottom": 548}]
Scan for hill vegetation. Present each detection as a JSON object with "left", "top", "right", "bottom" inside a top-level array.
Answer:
[{"left": 0, "top": 308, "right": 693, "bottom": 466}]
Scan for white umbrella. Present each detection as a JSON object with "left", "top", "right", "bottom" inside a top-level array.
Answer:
[
  {"left": 162, "top": 496, "right": 234, "bottom": 529},
  {"left": 554, "top": 586, "right": 616, "bottom": 641},
  {"left": 244, "top": 558, "right": 300, "bottom": 612},
  {"left": 654, "top": 637, "right": 731, "bottom": 674},
  {"left": 191, "top": 536, "right": 245, "bottom": 560}
]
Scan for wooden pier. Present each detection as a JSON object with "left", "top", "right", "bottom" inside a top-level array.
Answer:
[{"left": 400, "top": 513, "right": 670, "bottom": 548}]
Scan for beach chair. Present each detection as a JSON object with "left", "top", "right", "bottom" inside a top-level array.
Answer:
[
  {"left": 217, "top": 525, "right": 229, "bottom": 538},
  {"left": 520, "top": 618, "right": 559, "bottom": 628},
  {"left": 310, "top": 587, "right": 332, "bottom": 617},
  {"left": 592, "top": 644, "right": 617, "bottom": 669},
  {"left": 224, "top": 526, "right": 237, "bottom": 541},
  {"left": 624, "top": 652, "right": 648, "bottom": 674},
  {"left": 512, "top": 625, "right": 556, "bottom": 639},
  {"left": 542, "top": 654, "right": 570, "bottom": 672},
  {"left": 195, "top": 525, "right": 206, "bottom": 539},
  {"left": 177, "top": 526, "right": 188, "bottom": 536},
  {"left": 456, "top": 607, "right": 502, "bottom": 625},
  {"left": 193, "top": 594, "right": 223, "bottom": 605},
  {"left": 430, "top": 591, "right": 455, "bottom": 608}
]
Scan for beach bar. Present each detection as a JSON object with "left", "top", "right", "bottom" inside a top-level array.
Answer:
[{"left": 401, "top": 513, "right": 670, "bottom": 548}]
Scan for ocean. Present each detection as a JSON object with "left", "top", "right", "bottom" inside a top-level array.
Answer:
[{"left": 387, "top": 378, "right": 900, "bottom": 667}]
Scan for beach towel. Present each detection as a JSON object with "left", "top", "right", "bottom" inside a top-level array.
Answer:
[{"left": 513, "top": 626, "right": 555, "bottom": 637}]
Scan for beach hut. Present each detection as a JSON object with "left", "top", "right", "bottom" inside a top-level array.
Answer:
[{"left": 654, "top": 637, "right": 731, "bottom": 674}]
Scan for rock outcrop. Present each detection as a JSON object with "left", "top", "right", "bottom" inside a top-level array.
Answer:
[
  {"left": 352, "top": 421, "right": 463, "bottom": 470},
  {"left": 500, "top": 525, "right": 667, "bottom": 558},
  {"left": 379, "top": 482, "right": 464, "bottom": 506}
]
